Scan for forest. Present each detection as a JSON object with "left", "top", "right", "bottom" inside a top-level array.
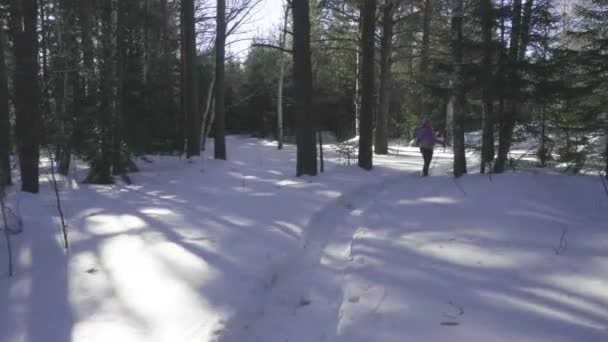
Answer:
[
  {"left": 0, "top": 0, "right": 606, "bottom": 192},
  {"left": 1, "top": 1, "right": 608, "bottom": 341}
]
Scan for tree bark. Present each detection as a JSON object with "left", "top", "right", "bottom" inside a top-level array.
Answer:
[
  {"left": 0, "top": 21, "right": 10, "bottom": 186},
  {"left": 480, "top": 0, "right": 495, "bottom": 173},
  {"left": 519, "top": 0, "right": 533, "bottom": 62},
  {"left": 183, "top": 0, "right": 200, "bottom": 157},
  {"left": 201, "top": 76, "right": 215, "bottom": 151},
  {"left": 375, "top": 0, "right": 394, "bottom": 155},
  {"left": 112, "top": 0, "right": 128, "bottom": 176},
  {"left": 55, "top": 0, "right": 74, "bottom": 176},
  {"left": 539, "top": 104, "right": 546, "bottom": 167},
  {"left": 277, "top": 4, "right": 289, "bottom": 150},
  {"left": 214, "top": 0, "right": 227, "bottom": 160},
  {"left": 451, "top": 0, "right": 467, "bottom": 177},
  {"left": 39, "top": 1, "right": 51, "bottom": 138},
  {"left": 9, "top": 0, "right": 41, "bottom": 193},
  {"left": 292, "top": 0, "right": 317, "bottom": 176},
  {"left": 358, "top": 0, "right": 376, "bottom": 170},
  {"left": 79, "top": 0, "right": 95, "bottom": 99}
]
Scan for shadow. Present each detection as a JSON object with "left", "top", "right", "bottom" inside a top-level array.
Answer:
[
  {"left": 0, "top": 187, "right": 75, "bottom": 342},
  {"left": 233, "top": 169, "right": 608, "bottom": 341}
]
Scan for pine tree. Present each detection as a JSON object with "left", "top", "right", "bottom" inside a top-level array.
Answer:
[
  {"left": 358, "top": 0, "right": 376, "bottom": 170},
  {"left": 480, "top": 0, "right": 495, "bottom": 173},
  {"left": 451, "top": 0, "right": 466, "bottom": 177},
  {"left": 571, "top": 0, "right": 608, "bottom": 177},
  {"left": 375, "top": 0, "right": 394, "bottom": 155},
  {"left": 183, "top": 0, "right": 200, "bottom": 158},
  {"left": 0, "top": 20, "right": 10, "bottom": 187},
  {"left": 292, "top": 0, "right": 317, "bottom": 176},
  {"left": 9, "top": 0, "right": 41, "bottom": 193}
]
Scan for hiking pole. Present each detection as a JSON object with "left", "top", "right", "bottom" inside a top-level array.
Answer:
[{"left": 430, "top": 151, "right": 440, "bottom": 174}]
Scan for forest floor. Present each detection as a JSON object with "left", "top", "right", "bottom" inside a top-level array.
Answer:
[{"left": 1, "top": 136, "right": 607, "bottom": 342}]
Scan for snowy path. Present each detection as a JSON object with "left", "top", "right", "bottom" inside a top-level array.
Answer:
[
  {"left": 2, "top": 137, "right": 607, "bottom": 342},
  {"left": 0, "top": 137, "right": 443, "bottom": 342},
  {"left": 223, "top": 171, "right": 608, "bottom": 341}
]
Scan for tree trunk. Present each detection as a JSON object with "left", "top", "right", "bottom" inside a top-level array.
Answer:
[
  {"left": 539, "top": 104, "right": 546, "bottom": 167},
  {"left": 55, "top": 0, "right": 74, "bottom": 176},
  {"left": 39, "top": 1, "right": 51, "bottom": 140},
  {"left": 418, "top": 0, "right": 434, "bottom": 115},
  {"left": 445, "top": 93, "right": 454, "bottom": 145},
  {"left": 480, "top": 0, "right": 495, "bottom": 173},
  {"left": 354, "top": 44, "right": 360, "bottom": 136},
  {"left": 495, "top": 0, "right": 522, "bottom": 173},
  {"left": 358, "top": 0, "right": 376, "bottom": 170},
  {"left": 277, "top": 4, "right": 289, "bottom": 150},
  {"left": 519, "top": 0, "right": 533, "bottom": 62},
  {"left": 375, "top": 1, "right": 393, "bottom": 155},
  {"left": 201, "top": 76, "right": 215, "bottom": 151},
  {"left": 183, "top": 0, "right": 200, "bottom": 157},
  {"left": 292, "top": 0, "right": 317, "bottom": 176},
  {"left": 79, "top": 0, "right": 95, "bottom": 98},
  {"left": 0, "top": 21, "right": 10, "bottom": 186},
  {"left": 9, "top": 0, "right": 41, "bottom": 193},
  {"left": 112, "top": 1, "right": 128, "bottom": 176},
  {"left": 86, "top": 0, "right": 115, "bottom": 184},
  {"left": 214, "top": 0, "right": 227, "bottom": 160},
  {"left": 451, "top": 0, "right": 466, "bottom": 177}
]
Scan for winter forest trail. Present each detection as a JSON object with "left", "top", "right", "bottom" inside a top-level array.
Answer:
[
  {"left": 221, "top": 160, "right": 608, "bottom": 341},
  {"left": 2, "top": 138, "right": 607, "bottom": 342}
]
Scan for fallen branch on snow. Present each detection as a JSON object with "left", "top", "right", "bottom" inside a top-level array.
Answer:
[
  {"left": 48, "top": 152, "right": 69, "bottom": 250},
  {"left": 553, "top": 226, "right": 568, "bottom": 255}
]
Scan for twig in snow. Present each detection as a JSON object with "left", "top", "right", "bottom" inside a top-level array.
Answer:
[
  {"left": 440, "top": 300, "right": 464, "bottom": 326},
  {"left": 48, "top": 152, "right": 69, "bottom": 250},
  {"left": 448, "top": 300, "right": 464, "bottom": 316},
  {"left": 598, "top": 170, "right": 608, "bottom": 197},
  {"left": 452, "top": 178, "right": 467, "bottom": 196},
  {"left": 0, "top": 179, "right": 13, "bottom": 276},
  {"left": 553, "top": 226, "right": 568, "bottom": 255},
  {"left": 487, "top": 161, "right": 493, "bottom": 182}
]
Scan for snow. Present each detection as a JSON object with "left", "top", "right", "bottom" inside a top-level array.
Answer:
[{"left": 1, "top": 136, "right": 607, "bottom": 342}]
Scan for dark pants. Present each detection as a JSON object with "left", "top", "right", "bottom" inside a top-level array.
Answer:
[{"left": 420, "top": 147, "right": 434, "bottom": 176}]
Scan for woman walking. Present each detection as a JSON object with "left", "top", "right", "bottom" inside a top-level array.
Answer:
[{"left": 416, "top": 118, "right": 444, "bottom": 176}]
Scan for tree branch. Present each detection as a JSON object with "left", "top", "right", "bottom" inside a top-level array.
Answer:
[{"left": 251, "top": 43, "right": 293, "bottom": 54}]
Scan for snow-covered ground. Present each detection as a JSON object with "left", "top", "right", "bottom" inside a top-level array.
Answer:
[{"left": 1, "top": 136, "right": 607, "bottom": 342}]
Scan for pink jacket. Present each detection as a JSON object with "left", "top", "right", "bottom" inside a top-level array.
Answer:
[{"left": 417, "top": 126, "right": 444, "bottom": 149}]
